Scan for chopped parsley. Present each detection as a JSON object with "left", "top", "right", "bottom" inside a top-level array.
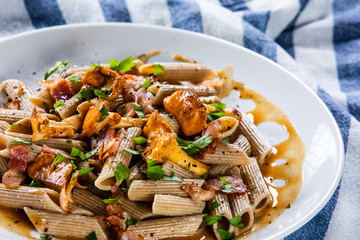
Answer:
[
  {"left": 207, "top": 111, "right": 226, "bottom": 121},
  {"left": 133, "top": 136, "right": 147, "bottom": 145},
  {"left": 53, "top": 101, "right": 64, "bottom": 109},
  {"left": 176, "top": 133, "right": 213, "bottom": 156},
  {"left": 74, "top": 88, "right": 95, "bottom": 100},
  {"left": 121, "top": 146, "right": 143, "bottom": 155},
  {"left": 163, "top": 172, "right": 183, "bottom": 182},
  {"left": 223, "top": 136, "right": 231, "bottom": 142},
  {"left": 122, "top": 187, "right": 129, "bottom": 192},
  {"left": 109, "top": 56, "right": 136, "bottom": 73},
  {"left": 85, "top": 231, "right": 98, "bottom": 240},
  {"left": 147, "top": 159, "right": 165, "bottom": 180},
  {"left": 126, "top": 219, "right": 140, "bottom": 226},
  {"left": 83, "top": 149, "right": 98, "bottom": 160},
  {"left": 153, "top": 64, "right": 165, "bottom": 76},
  {"left": 70, "top": 147, "right": 85, "bottom": 160},
  {"left": 98, "top": 106, "right": 109, "bottom": 122},
  {"left": 12, "top": 137, "right": 31, "bottom": 145},
  {"left": 202, "top": 215, "right": 223, "bottom": 225},
  {"left": 90, "top": 64, "right": 103, "bottom": 69},
  {"left": 209, "top": 201, "right": 220, "bottom": 211},
  {"left": 94, "top": 89, "right": 108, "bottom": 99},
  {"left": 132, "top": 103, "right": 144, "bottom": 119},
  {"left": 68, "top": 74, "right": 80, "bottom": 82},
  {"left": 229, "top": 216, "right": 245, "bottom": 228},
  {"left": 39, "top": 236, "right": 52, "bottom": 240},
  {"left": 216, "top": 229, "right": 234, "bottom": 240},
  {"left": 209, "top": 103, "right": 226, "bottom": 110},
  {"left": 70, "top": 160, "right": 77, "bottom": 170},
  {"left": 201, "top": 172, "right": 209, "bottom": 179},
  {"left": 103, "top": 194, "right": 122, "bottom": 204},
  {"left": 30, "top": 180, "right": 45, "bottom": 187},
  {"left": 220, "top": 177, "right": 232, "bottom": 193},
  {"left": 52, "top": 153, "right": 67, "bottom": 165},
  {"left": 187, "top": 163, "right": 191, "bottom": 172},
  {"left": 114, "top": 163, "right": 130, "bottom": 182},
  {"left": 42, "top": 102, "right": 50, "bottom": 113},
  {"left": 105, "top": 86, "right": 112, "bottom": 94},
  {"left": 44, "top": 61, "right": 69, "bottom": 80},
  {"left": 78, "top": 167, "right": 94, "bottom": 176},
  {"left": 141, "top": 78, "right": 151, "bottom": 88},
  {"left": 148, "top": 89, "right": 155, "bottom": 96}
]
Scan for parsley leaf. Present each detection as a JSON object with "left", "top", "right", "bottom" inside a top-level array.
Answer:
[
  {"left": 216, "top": 229, "right": 234, "bottom": 240},
  {"left": 122, "top": 187, "right": 129, "bottom": 192},
  {"left": 148, "top": 89, "right": 155, "bottom": 96},
  {"left": 114, "top": 163, "right": 130, "bottom": 182},
  {"left": 74, "top": 88, "right": 95, "bottom": 100},
  {"left": 133, "top": 136, "right": 147, "bottom": 145},
  {"left": 39, "top": 236, "right": 52, "bottom": 240},
  {"left": 105, "top": 86, "right": 112, "bottom": 94},
  {"left": 163, "top": 172, "right": 183, "bottom": 182},
  {"left": 176, "top": 133, "right": 212, "bottom": 156},
  {"left": 207, "top": 111, "right": 226, "bottom": 121},
  {"left": 141, "top": 78, "right": 151, "bottom": 88},
  {"left": 70, "top": 160, "right": 77, "bottom": 170},
  {"left": 126, "top": 219, "right": 140, "bottom": 226},
  {"left": 187, "top": 163, "right": 191, "bottom": 172},
  {"left": 121, "top": 146, "right": 143, "bottom": 155},
  {"left": 68, "top": 74, "right": 80, "bottom": 82},
  {"left": 44, "top": 61, "right": 69, "bottom": 80},
  {"left": 220, "top": 177, "right": 232, "bottom": 193},
  {"left": 103, "top": 194, "right": 122, "bottom": 204},
  {"left": 42, "top": 102, "right": 50, "bottom": 113},
  {"left": 79, "top": 167, "right": 94, "bottom": 176},
  {"left": 223, "top": 136, "right": 230, "bottom": 142},
  {"left": 70, "top": 172, "right": 76, "bottom": 183},
  {"left": 209, "top": 201, "right": 220, "bottom": 211},
  {"left": 147, "top": 159, "right": 165, "bottom": 180},
  {"left": 70, "top": 147, "right": 85, "bottom": 160},
  {"left": 229, "top": 216, "right": 245, "bottom": 228},
  {"left": 12, "top": 137, "right": 31, "bottom": 145},
  {"left": 201, "top": 172, "right": 209, "bottom": 179},
  {"left": 153, "top": 64, "right": 165, "bottom": 76},
  {"left": 192, "top": 133, "right": 213, "bottom": 149},
  {"left": 209, "top": 103, "right": 226, "bottom": 110},
  {"left": 30, "top": 180, "right": 45, "bottom": 187},
  {"left": 53, "top": 101, "right": 64, "bottom": 109},
  {"left": 85, "top": 231, "right": 98, "bottom": 240},
  {"left": 52, "top": 153, "right": 67, "bottom": 165},
  {"left": 94, "top": 89, "right": 108, "bottom": 99},
  {"left": 98, "top": 106, "right": 109, "bottom": 122},
  {"left": 110, "top": 56, "right": 136, "bottom": 73},
  {"left": 132, "top": 103, "right": 144, "bottom": 119},
  {"left": 202, "top": 215, "right": 223, "bottom": 225},
  {"left": 90, "top": 64, "right": 103, "bottom": 69},
  {"left": 83, "top": 149, "right": 98, "bottom": 160}
]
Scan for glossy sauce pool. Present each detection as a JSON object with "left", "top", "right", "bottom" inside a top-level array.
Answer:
[{"left": 0, "top": 82, "right": 305, "bottom": 240}]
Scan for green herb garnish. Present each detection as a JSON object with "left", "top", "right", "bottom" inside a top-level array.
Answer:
[
  {"left": 132, "top": 103, "right": 144, "bottom": 119},
  {"left": 53, "top": 101, "right": 64, "bottom": 109},
  {"left": 43, "top": 102, "right": 50, "bottom": 113},
  {"left": 39, "top": 236, "right": 52, "bottom": 240},
  {"left": 121, "top": 146, "right": 143, "bottom": 155},
  {"left": 216, "top": 229, "right": 234, "bottom": 240},
  {"left": 220, "top": 177, "right": 232, "bottom": 193},
  {"left": 85, "top": 231, "right": 98, "bottom": 240},
  {"left": 30, "top": 180, "right": 45, "bottom": 187},
  {"left": 98, "top": 106, "right": 109, "bottom": 122},
  {"left": 94, "top": 89, "right": 108, "bottom": 99},
  {"left": 202, "top": 215, "right": 223, "bottom": 225},
  {"left": 207, "top": 111, "right": 226, "bottom": 121},
  {"left": 209, "top": 103, "right": 226, "bottom": 110},
  {"left": 90, "top": 64, "right": 103, "bottom": 69},
  {"left": 229, "top": 216, "right": 245, "bottom": 228},
  {"left": 126, "top": 219, "right": 140, "bottom": 226},
  {"left": 70, "top": 147, "right": 85, "bottom": 160},
  {"left": 52, "top": 153, "right": 67, "bottom": 165},
  {"left": 153, "top": 64, "right": 165, "bottom": 76},
  {"left": 133, "top": 136, "right": 147, "bottom": 145},
  {"left": 74, "top": 88, "right": 95, "bottom": 100},
  {"left": 109, "top": 56, "right": 136, "bottom": 73},
  {"left": 148, "top": 89, "right": 155, "bottom": 96},
  {"left": 12, "top": 137, "right": 31, "bottom": 145},
  {"left": 147, "top": 159, "right": 165, "bottom": 180},
  {"left": 79, "top": 167, "right": 94, "bottom": 176},
  {"left": 223, "top": 136, "right": 230, "bottom": 142},
  {"left": 44, "top": 61, "right": 69, "bottom": 80},
  {"left": 163, "top": 172, "right": 183, "bottom": 182},
  {"left": 82, "top": 149, "right": 98, "bottom": 160},
  {"left": 176, "top": 133, "right": 212, "bottom": 156},
  {"left": 114, "top": 163, "right": 130, "bottom": 182},
  {"left": 141, "top": 78, "right": 151, "bottom": 88},
  {"left": 68, "top": 74, "right": 80, "bottom": 82},
  {"left": 209, "top": 201, "right": 220, "bottom": 211},
  {"left": 103, "top": 194, "right": 122, "bottom": 204}
]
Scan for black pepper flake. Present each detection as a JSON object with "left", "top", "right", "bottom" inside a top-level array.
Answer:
[
  {"left": 44, "top": 228, "right": 48, "bottom": 232},
  {"left": 192, "top": 164, "right": 197, "bottom": 167},
  {"left": 265, "top": 163, "right": 268, "bottom": 165},
  {"left": 14, "top": 220, "right": 19, "bottom": 223},
  {"left": 66, "top": 139, "right": 72, "bottom": 143},
  {"left": 286, "top": 204, "right": 291, "bottom": 208}
]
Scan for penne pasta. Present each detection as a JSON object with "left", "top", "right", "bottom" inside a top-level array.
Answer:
[
  {"left": 160, "top": 113, "right": 180, "bottom": 134},
  {"left": 0, "top": 156, "right": 9, "bottom": 177},
  {"left": 29, "top": 88, "right": 53, "bottom": 110},
  {"left": 1, "top": 79, "right": 34, "bottom": 111},
  {"left": 209, "top": 164, "right": 233, "bottom": 176},
  {"left": 55, "top": 96, "right": 82, "bottom": 119},
  {"left": 111, "top": 117, "right": 147, "bottom": 129},
  {"left": 72, "top": 188, "right": 108, "bottom": 216},
  {"left": 0, "top": 133, "right": 42, "bottom": 161},
  {"left": 0, "top": 121, "right": 10, "bottom": 132},
  {"left": 161, "top": 161, "right": 201, "bottom": 179},
  {"left": 122, "top": 197, "right": 155, "bottom": 220},
  {"left": 201, "top": 143, "right": 251, "bottom": 165},
  {"left": 211, "top": 193, "right": 234, "bottom": 240},
  {"left": 233, "top": 134, "right": 252, "bottom": 156},
  {"left": 0, "top": 109, "right": 59, "bottom": 124},
  {"left": 152, "top": 194, "right": 206, "bottom": 216}
]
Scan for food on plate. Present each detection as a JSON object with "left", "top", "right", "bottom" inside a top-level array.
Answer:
[{"left": 0, "top": 52, "right": 305, "bottom": 240}]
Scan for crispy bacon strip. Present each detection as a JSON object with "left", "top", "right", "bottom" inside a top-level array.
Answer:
[
  {"left": 181, "top": 182, "right": 216, "bottom": 201},
  {"left": 50, "top": 78, "right": 74, "bottom": 102},
  {"left": 94, "top": 127, "right": 116, "bottom": 150},
  {"left": 2, "top": 169, "right": 25, "bottom": 189},
  {"left": 9, "top": 145, "right": 28, "bottom": 172}
]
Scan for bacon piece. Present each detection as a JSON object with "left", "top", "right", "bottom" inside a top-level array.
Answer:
[
  {"left": 181, "top": 182, "right": 216, "bottom": 201},
  {"left": 9, "top": 145, "right": 28, "bottom": 172},
  {"left": 94, "top": 127, "right": 116, "bottom": 150},
  {"left": 121, "top": 231, "right": 144, "bottom": 240},
  {"left": 98, "top": 138, "right": 121, "bottom": 161},
  {"left": 206, "top": 175, "right": 247, "bottom": 194},
  {"left": 50, "top": 78, "right": 74, "bottom": 102},
  {"left": 2, "top": 169, "right": 25, "bottom": 188},
  {"left": 163, "top": 90, "right": 207, "bottom": 136},
  {"left": 123, "top": 74, "right": 151, "bottom": 91},
  {"left": 41, "top": 144, "right": 73, "bottom": 159},
  {"left": 136, "top": 88, "right": 155, "bottom": 114}
]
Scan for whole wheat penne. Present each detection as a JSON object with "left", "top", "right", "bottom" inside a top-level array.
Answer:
[
  {"left": 140, "top": 62, "right": 215, "bottom": 84},
  {"left": 198, "top": 96, "right": 222, "bottom": 104},
  {"left": 211, "top": 193, "right": 234, "bottom": 240},
  {"left": 0, "top": 184, "right": 92, "bottom": 215},
  {"left": 111, "top": 117, "right": 148, "bottom": 129},
  {"left": 0, "top": 109, "right": 59, "bottom": 124},
  {"left": 72, "top": 188, "right": 108, "bottom": 216},
  {"left": 122, "top": 197, "right": 155, "bottom": 220},
  {"left": 5, "top": 117, "right": 32, "bottom": 134},
  {"left": 55, "top": 96, "right": 82, "bottom": 119},
  {"left": 209, "top": 164, "right": 233, "bottom": 176},
  {"left": 233, "top": 134, "right": 252, "bottom": 156},
  {"left": 239, "top": 157, "right": 271, "bottom": 215},
  {"left": 161, "top": 161, "right": 201, "bottom": 179},
  {"left": 126, "top": 161, "right": 146, "bottom": 187},
  {"left": 153, "top": 84, "right": 221, "bottom": 105},
  {"left": 67, "top": 78, "right": 83, "bottom": 93},
  {"left": 127, "top": 214, "right": 205, "bottom": 240},
  {"left": 160, "top": 113, "right": 180, "bottom": 134},
  {"left": 0, "top": 121, "right": 10, "bottom": 132},
  {"left": 62, "top": 114, "right": 84, "bottom": 132},
  {"left": 0, "top": 133, "right": 42, "bottom": 161},
  {"left": 95, "top": 127, "right": 142, "bottom": 190},
  {"left": 153, "top": 194, "right": 206, "bottom": 216},
  {"left": 238, "top": 113, "right": 272, "bottom": 164},
  {"left": 128, "top": 179, "right": 205, "bottom": 201},
  {"left": 29, "top": 88, "right": 53, "bottom": 110},
  {"left": 0, "top": 156, "right": 9, "bottom": 177},
  {"left": 24, "top": 207, "right": 107, "bottom": 240},
  {"left": 1, "top": 79, "right": 34, "bottom": 111},
  {"left": 217, "top": 116, "right": 239, "bottom": 139},
  {"left": 227, "top": 167, "right": 254, "bottom": 236},
  {"left": 201, "top": 143, "right": 250, "bottom": 165},
  {"left": 85, "top": 183, "right": 111, "bottom": 199}
]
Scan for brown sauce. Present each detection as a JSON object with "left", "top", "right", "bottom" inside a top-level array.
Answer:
[{"left": 0, "top": 82, "right": 304, "bottom": 240}]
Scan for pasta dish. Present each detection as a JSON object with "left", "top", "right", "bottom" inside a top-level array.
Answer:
[{"left": 0, "top": 52, "right": 305, "bottom": 240}]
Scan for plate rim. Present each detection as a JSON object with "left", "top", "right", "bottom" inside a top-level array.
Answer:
[{"left": 0, "top": 22, "right": 345, "bottom": 239}]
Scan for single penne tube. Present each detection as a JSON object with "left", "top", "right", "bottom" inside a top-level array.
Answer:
[
  {"left": 239, "top": 157, "right": 271, "bottom": 215},
  {"left": 198, "top": 96, "right": 222, "bottom": 104},
  {"left": 0, "top": 109, "right": 59, "bottom": 124},
  {"left": 0, "top": 156, "right": 9, "bottom": 177},
  {"left": 233, "top": 134, "right": 251, "bottom": 156},
  {"left": 85, "top": 183, "right": 111, "bottom": 199},
  {"left": 161, "top": 161, "right": 201, "bottom": 179},
  {"left": 211, "top": 193, "right": 234, "bottom": 240},
  {"left": 200, "top": 143, "right": 250, "bottom": 165},
  {"left": 160, "top": 113, "right": 180, "bottom": 134},
  {"left": 238, "top": 113, "right": 272, "bottom": 164},
  {"left": 127, "top": 179, "right": 205, "bottom": 201},
  {"left": 209, "top": 164, "right": 233, "bottom": 176},
  {"left": 127, "top": 214, "right": 205, "bottom": 240},
  {"left": 140, "top": 62, "right": 215, "bottom": 84},
  {"left": 122, "top": 197, "right": 155, "bottom": 220},
  {"left": 107, "top": 95, "right": 124, "bottom": 111},
  {"left": 55, "top": 96, "right": 82, "bottom": 119},
  {"left": 217, "top": 116, "right": 239, "bottom": 139},
  {"left": 152, "top": 194, "right": 205, "bottom": 216},
  {"left": 5, "top": 117, "right": 32, "bottom": 135},
  {"left": 95, "top": 127, "right": 142, "bottom": 190},
  {"left": 227, "top": 167, "right": 254, "bottom": 236},
  {"left": 72, "top": 188, "right": 108, "bottom": 216},
  {"left": 0, "top": 121, "right": 10, "bottom": 132},
  {"left": 153, "top": 84, "right": 221, "bottom": 105},
  {"left": 67, "top": 78, "right": 83, "bottom": 94},
  {"left": 62, "top": 114, "right": 84, "bottom": 132},
  {"left": 0, "top": 184, "right": 92, "bottom": 216},
  {"left": 29, "top": 88, "right": 54, "bottom": 110},
  {"left": 0, "top": 133, "right": 42, "bottom": 161},
  {"left": 1, "top": 79, "right": 34, "bottom": 111},
  {"left": 111, "top": 117, "right": 148, "bottom": 129},
  {"left": 24, "top": 207, "right": 107, "bottom": 240}
]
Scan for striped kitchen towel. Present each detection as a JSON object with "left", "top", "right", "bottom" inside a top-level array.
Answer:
[{"left": 0, "top": 0, "right": 359, "bottom": 239}]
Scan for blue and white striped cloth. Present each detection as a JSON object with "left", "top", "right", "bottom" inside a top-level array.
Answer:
[{"left": 0, "top": 0, "right": 359, "bottom": 239}]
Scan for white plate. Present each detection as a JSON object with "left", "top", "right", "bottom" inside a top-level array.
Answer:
[{"left": 0, "top": 23, "right": 344, "bottom": 240}]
